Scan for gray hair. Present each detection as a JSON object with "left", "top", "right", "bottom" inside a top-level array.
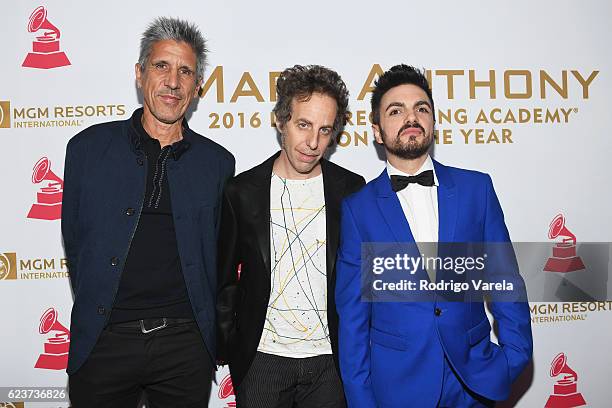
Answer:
[{"left": 138, "top": 17, "right": 207, "bottom": 82}]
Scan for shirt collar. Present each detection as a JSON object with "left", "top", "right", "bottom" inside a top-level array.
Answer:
[
  {"left": 386, "top": 155, "right": 439, "bottom": 186},
  {"left": 128, "top": 108, "right": 191, "bottom": 160}
]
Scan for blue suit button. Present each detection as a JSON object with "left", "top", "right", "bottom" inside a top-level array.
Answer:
[{"left": 434, "top": 308, "right": 442, "bottom": 316}]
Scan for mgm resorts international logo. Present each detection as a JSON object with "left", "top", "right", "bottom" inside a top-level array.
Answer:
[
  {"left": 0, "top": 101, "right": 10, "bottom": 128},
  {"left": 0, "top": 100, "right": 126, "bottom": 129},
  {"left": 0, "top": 252, "right": 68, "bottom": 281},
  {"left": 530, "top": 301, "right": 612, "bottom": 325},
  {"left": 0, "top": 403, "right": 25, "bottom": 408}
]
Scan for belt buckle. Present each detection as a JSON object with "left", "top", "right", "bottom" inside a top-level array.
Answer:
[{"left": 140, "top": 318, "right": 168, "bottom": 334}]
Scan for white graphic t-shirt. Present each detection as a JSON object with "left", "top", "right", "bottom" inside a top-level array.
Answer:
[{"left": 257, "top": 173, "right": 331, "bottom": 357}]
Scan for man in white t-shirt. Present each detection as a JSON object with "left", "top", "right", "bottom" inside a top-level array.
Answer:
[{"left": 217, "top": 65, "right": 365, "bottom": 407}]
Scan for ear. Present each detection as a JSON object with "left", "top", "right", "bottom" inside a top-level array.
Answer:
[
  {"left": 193, "top": 79, "right": 202, "bottom": 98},
  {"left": 372, "top": 124, "right": 383, "bottom": 144},
  {"left": 276, "top": 122, "right": 286, "bottom": 148},
  {"left": 135, "top": 63, "right": 143, "bottom": 89},
  {"left": 275, "top": 120, "right": 285, "bottom": 135}
]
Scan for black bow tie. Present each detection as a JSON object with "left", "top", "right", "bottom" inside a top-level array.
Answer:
[{"left": 390, "top": 170, "right": 435, "bottom": 192}]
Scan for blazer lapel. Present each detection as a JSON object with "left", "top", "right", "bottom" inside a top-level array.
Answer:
[
  {"left": 374, "top": 170, "right": 415, "bottom": 243},
  {"left": 250, "top": 152, "right": 280, "bottom": 277},
  {"left": 434, "top": 160, "right": 457, "bottom": 242},
  {"left": 322, "top": 160, "right": 344, "bottom": 282}
]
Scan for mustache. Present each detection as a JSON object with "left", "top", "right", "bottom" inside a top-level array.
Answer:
[
  {"left": 397, "top": 122, "right": 424, "bottom": 138},
  {"left": 158, "top": 89, "right": 184, "bottom": 99}
]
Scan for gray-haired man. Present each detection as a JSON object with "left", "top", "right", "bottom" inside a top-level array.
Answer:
[{"left": 63, "top": 17, "right": 234, "bottom": 407}]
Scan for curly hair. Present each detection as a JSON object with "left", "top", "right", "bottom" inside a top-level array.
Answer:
[
  {"left": 273, "top": 65, "right": 349, "bottom": 136},
  {"left": 371, "top": 65, "right": 435, "bottom": 125}
]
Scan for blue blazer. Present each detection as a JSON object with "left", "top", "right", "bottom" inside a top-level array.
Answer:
[
  {"left": 61, "top": 110, "right": 235, "bottom": 374},
  {"left": 335, "top": 160, "right": 532, "bottom": 407}
]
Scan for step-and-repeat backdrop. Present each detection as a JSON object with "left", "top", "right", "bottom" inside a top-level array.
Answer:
[{"left": 1, "top": 1, "right": 610, "bottom": 407}]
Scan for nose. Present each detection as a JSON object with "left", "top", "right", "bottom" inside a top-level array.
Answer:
[
  {"left": 164, "top": 68, "right": 180, "bottom": 90},
  {"left": 404, "top": 108, "right": 417, "bottom": 123},
  {"left": 307, "top": 131, "right": 319, "bottom": 150}
]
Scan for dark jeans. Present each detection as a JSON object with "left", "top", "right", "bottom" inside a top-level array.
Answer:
[
  {"left": 69, "top": 319, "right": 213, "bottom": 408},
  {"left": 235, "top": 352, "right": 346, "bottom": 408}
]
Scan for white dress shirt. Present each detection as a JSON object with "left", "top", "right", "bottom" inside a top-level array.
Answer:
[{"left": 387, "top": 156, "right": 439, "bottom": 280}]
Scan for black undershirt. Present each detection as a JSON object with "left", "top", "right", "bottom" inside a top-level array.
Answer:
[{"left": 109, "top": 111, "right": 193, "bottom": 323}]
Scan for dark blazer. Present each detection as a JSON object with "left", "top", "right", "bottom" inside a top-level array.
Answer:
[
  {"left": 216, "top": 152, "right": 365, "bottom": 387},
  {"left": 62, "top": 109, "right": 235, "bottom": 374}
]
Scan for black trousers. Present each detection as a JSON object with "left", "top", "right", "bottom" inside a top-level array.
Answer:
[
  {"left": 69, "top": 319, "right": 213, "bottom": 408},
  {"left": 235, "top": 352, "right": 346, "bottom": 408}
]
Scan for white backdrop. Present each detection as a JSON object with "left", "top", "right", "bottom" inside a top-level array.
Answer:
[{"left": 1, "top": 1, "right": 610, "bottom": 407}]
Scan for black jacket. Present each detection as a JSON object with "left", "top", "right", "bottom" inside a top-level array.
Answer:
[
  {"left": 216, "top": 152, "right": 365, "bottom": 387},
  {"left": 62, "top": 109, "right": 235, "bottom": 374}
]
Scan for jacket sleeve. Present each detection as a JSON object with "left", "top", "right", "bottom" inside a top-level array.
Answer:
[
  {"left": 61, "top": 138, "right": 81, "bottom": 292},
  {"left": 215, "top": 155, "right": 235, "bottom": 237},
  {"left": 335, "top": 199, "right": 377, "bottom": 407},
  {"left": 216, "top": 184, "right": 240, "bottom": 363},
  {"left": 483, "top": 174, "right": 533, "bottom": 384}
]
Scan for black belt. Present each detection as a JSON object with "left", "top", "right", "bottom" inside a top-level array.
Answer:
[{"left": 106, "top": 318, "right": 195, "bottom": 334}]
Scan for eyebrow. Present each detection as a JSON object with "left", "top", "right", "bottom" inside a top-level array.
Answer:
[
  {"left": 295, "top": 118, "right": 334, "bottom": 129},
  {"left": 150, "top": 59, "right": 195, "bottom": 71},
  {"left": 296, "top": 118, "right": 313, "bottom": 126},
  {"left": 385, "top": 102, "right": 405, "bottom": 112},
  {"left": 415, "top": 100, "right": 432, "bottom": 109},
  {"left": 385, "top": 100, "right": 432, "bottom": 112}
]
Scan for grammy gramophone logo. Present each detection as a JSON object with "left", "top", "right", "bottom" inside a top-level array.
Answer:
[
  {"left": 543, "top": 214, "right": 585, "bottom": 273},
  {"left": 27, "top": 157, "right": 63, "bottom": 221},
  {"left": 545, "top": 352, "right": 587, "bottom": 407},
  {"left": 22, "top": 6, "right": 71, "bottom": 69},
  {"left": 35, "top": 307, "right": 70, "bottom": 370},
  {"left": 218, "top": 374, "right": 236, "bottom": 407}
]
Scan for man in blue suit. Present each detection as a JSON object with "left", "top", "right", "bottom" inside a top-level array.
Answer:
[{"left": 335, "top": 65, "right": 532, "bottom": 407}]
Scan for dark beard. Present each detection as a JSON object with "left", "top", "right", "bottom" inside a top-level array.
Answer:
[{"left": 382, "top": 122, "right": 433, "bottom": 160}]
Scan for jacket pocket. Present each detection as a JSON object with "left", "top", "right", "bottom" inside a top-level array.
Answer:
[
  {"left": 370, "top": 327, "right": 410, "bottom": 351},
  {"left": 468, "top": 318, "right": 491, "bottom": 345}
]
